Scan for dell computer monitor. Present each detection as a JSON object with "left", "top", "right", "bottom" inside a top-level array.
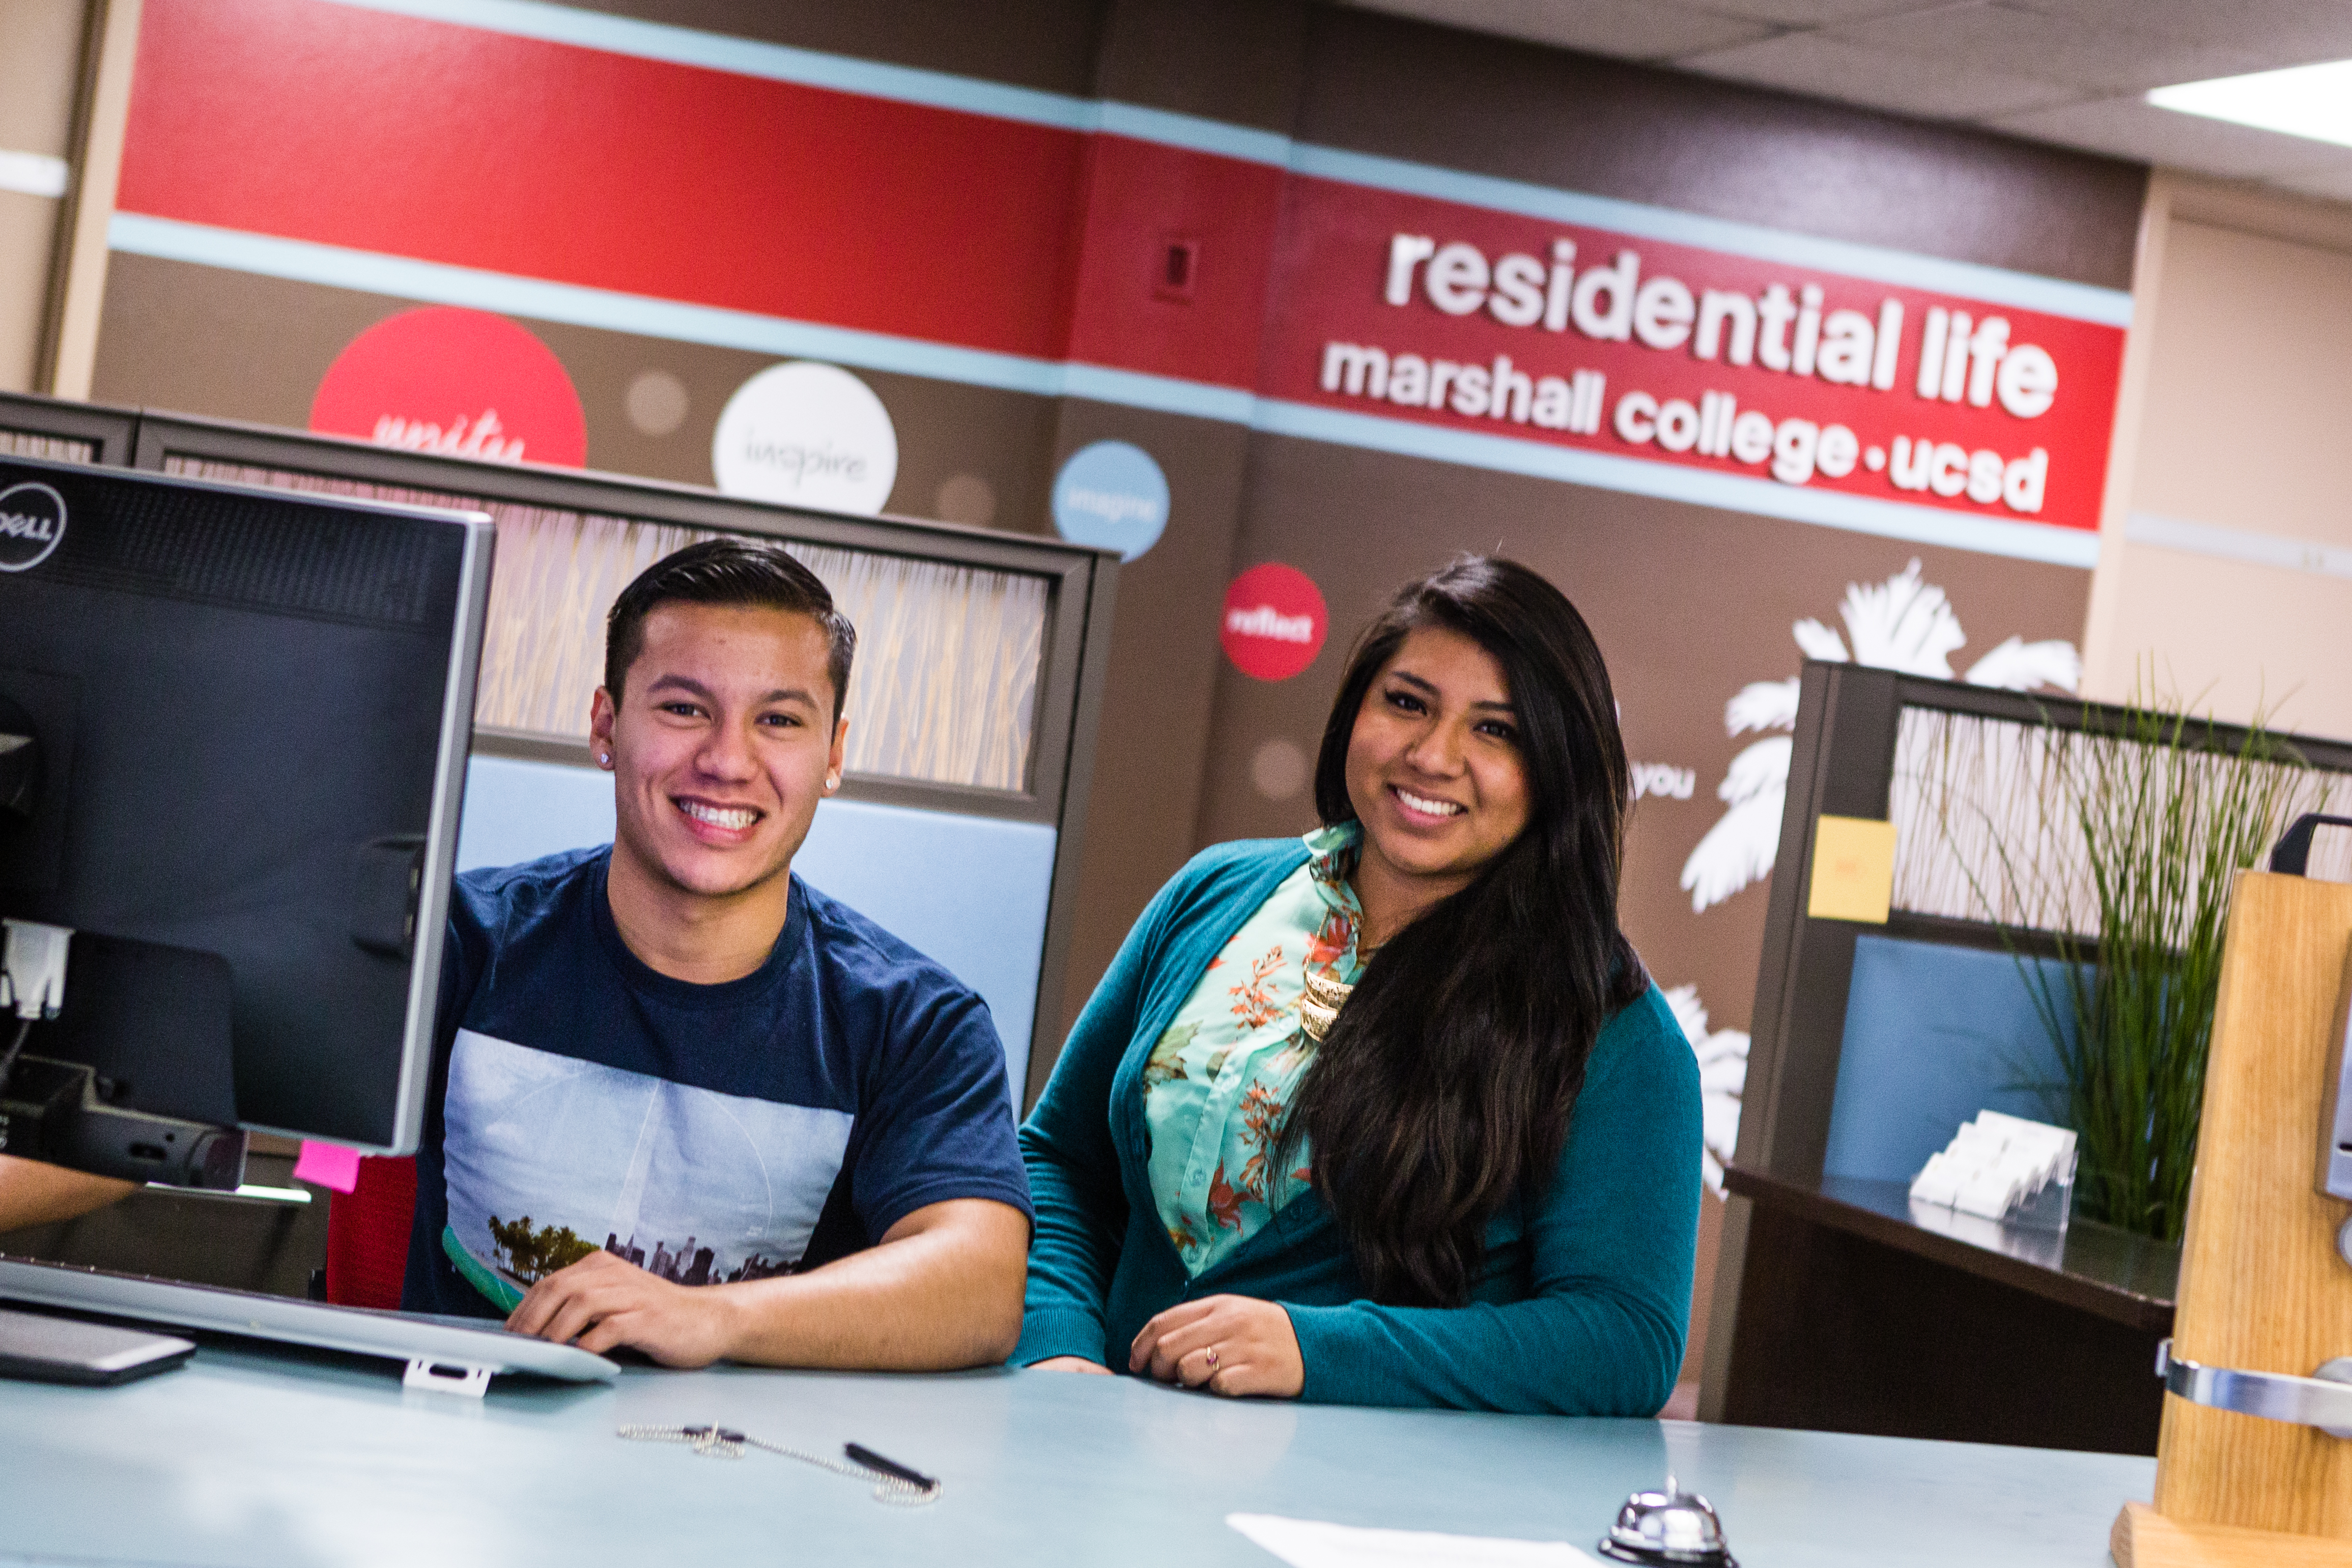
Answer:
[{"left": 0, "top": 457, "right": 491, "bottom": 1161}]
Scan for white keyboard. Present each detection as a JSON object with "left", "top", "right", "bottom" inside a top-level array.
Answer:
[{"left": 0, "top": 1253, "right": 617, "bottom": 1388}]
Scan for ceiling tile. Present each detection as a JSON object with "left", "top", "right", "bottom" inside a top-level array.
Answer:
[
  {"left": 1828, "top": 2, "right": 2284, "bottom": 95},
  {"left": 2002, "top": 0, "right": 2352, "bottom": 64},
  {"left": 1336, "top": 0, "right": 1776, "bottom": 62},
  {"left": 1992, "top": 95, "right": 2350, "bottom": 179},
  {"left": 1677, "top": 31, "right": 2083, "bottom": 119},
  {"left": 1682, "top": 0, "right": 1948, "bottom": 23}
]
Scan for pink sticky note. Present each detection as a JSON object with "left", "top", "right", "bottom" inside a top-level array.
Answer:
[{"left": 294, "top": 1140, "right": 362, "bottom": 1193}]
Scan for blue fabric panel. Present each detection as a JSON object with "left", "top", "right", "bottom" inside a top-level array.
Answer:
[
  {"left": 1821, "top": 934, "right": 2079, "bottom": 1184},
  {"left": 452, "top": 754, "right": 1056, "bottom": 1094}
]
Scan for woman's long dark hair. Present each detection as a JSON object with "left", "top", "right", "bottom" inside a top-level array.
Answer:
[{"left": 1278, "top": 555, "right": 1647, "bottom": 1307}]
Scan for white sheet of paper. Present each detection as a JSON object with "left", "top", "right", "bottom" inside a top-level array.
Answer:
[{"left": 1227, "top": 1513, "right": 1608, "bottom": 1568}]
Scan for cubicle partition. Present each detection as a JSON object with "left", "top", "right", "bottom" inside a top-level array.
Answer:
[
  {"left": 1701, "top": 662, "right": 2352, "bottom": 1452},
  {"left": 0, "top": 390, "right": 1116, "bottom": 1105},
  {"left": 127, "top": 410, "right": 1116, "bottom": 1105},
  {"left": 0, "top": 389, "right": 136, "bottom": 466}
]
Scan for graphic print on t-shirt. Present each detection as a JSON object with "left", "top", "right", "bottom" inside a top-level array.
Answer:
[{"left": 442, "top": 1029, "right": 854, "bottom": 1302}]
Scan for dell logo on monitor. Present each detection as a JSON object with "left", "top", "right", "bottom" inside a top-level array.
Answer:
[{"left": 0, "top": 482, "right": 66, "bottom": 573}]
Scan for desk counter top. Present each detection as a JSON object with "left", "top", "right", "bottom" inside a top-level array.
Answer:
[{"left": 0, "top": 1341, "right": 2152, "bottom": 1567}]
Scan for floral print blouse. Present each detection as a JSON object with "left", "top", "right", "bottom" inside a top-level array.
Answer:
[{"left": 1143, "top": 823, "right": 1366, "bottom": 1277}]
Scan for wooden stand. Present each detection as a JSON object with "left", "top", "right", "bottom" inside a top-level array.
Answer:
[
  {"left": 2113, "top": 1501, "right": 2352, "bottom": 1567},
  {"left": 2111, "top": 870, "right": 2352, "bottom": 1565}
]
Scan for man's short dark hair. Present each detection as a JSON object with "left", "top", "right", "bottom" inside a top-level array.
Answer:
[{"left": 604, "top": 538, "right": 856, "bottom": 720}]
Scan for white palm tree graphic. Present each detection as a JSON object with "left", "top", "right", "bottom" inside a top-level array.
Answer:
[
  {"left": 1680, "top": 560, "right": 2079, "bottom": 914},
  {"left": 1663, "top": 983, "right": 1748, "bottom": 1196}
]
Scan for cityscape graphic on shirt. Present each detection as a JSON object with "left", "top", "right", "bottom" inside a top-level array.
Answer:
[
  {"left": 479, "top": 1213, "right": 808, "bottom": 1287},
  {"left": 445, "top": 1030, "right": 854, "bottom": 1294},
  {"left": 603, "top": 1231, "right": 802, "bottom": 1285}
]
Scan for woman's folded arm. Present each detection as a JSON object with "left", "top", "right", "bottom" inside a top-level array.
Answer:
[
  {"left": 1286, "top": 992, "right": 1703, "bottom": 1414},
  {"left": 1014, "top": 884, "right": 1167, "bottom": 1365}
]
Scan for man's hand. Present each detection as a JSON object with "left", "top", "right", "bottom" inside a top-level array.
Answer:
[
  {"left": 505, "top": 1250, "right": 738, "bottom": 1366},
  {"left": 504, "top": 1197, "right": 1027, "bottom": 1371},
  {"left": 1029, "top": 1355, "right": 1113, "bottom": 1374},
  {"left": 1129, "top": 1295, "right": 1303, "bottom": 1398}
]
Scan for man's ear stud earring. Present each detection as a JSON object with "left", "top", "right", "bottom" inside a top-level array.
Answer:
[{"left": 599, "top": 752, "right": 611, "bottom": 766}]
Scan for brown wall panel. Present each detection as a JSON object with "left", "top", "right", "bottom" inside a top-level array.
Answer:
[
  {"left": 88, "top": 256, "right": 1249, "bottom": 1069},
  {"left": 1094, "top": 0, "right": 1309, "bottom": 132},
  {"left": 90, "top": 254, "right": 1062, "bottom": 530},
  {"left": 529, "top": 324, "right": 1060, "bottom": 532},
  {"left": 1195, "top": 432, "right": 2092, "bottom": 1038},
  {"left": 1040, "top": 399, "right": 1254, "bottom": 1048},
  {"left": 91, "top": 254, "right": 383, "bottom": 431},
  {"left": 86, "top": 5, "right": 2145, "bottom": 1059},
  {"left": 1296, "top": 8, "right": 2146, "bottom": 288},
  {"left": 79, "top": 0, "right": 2148, "bottom": 1359},
  {"left": 571, "top": 0, "right": 1107, "bottom": 96}
]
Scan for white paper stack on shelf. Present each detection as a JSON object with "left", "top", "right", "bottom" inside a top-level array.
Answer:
[{"left": 1908, "top": 1110, "right": 2077, "bottom": 1229}]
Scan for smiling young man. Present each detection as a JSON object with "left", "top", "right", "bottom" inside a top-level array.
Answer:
[
  {"left": 0, "top": 541, "right": 1032, "bottom": 1365},
  {"left": 404, "top": 538, "right": 1033, "bottom": 1366}
]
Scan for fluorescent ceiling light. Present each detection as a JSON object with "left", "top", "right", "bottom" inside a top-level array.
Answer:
[{"left": 2148, "top": 59, "right": 2352, "bottom": 149}]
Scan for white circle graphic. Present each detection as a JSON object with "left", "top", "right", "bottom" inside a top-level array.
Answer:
[
  {"left": 711, "top": 362, "right": 897, "bottom": 515},
  {"left": 0, "top": 482, "right": 67, "bottom": 573}
]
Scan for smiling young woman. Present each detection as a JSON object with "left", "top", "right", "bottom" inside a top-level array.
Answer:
[{"left": 1017, "top": 555, "right": 1701, "bottom": 1413}]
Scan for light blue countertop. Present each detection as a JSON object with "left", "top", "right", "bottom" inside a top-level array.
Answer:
[{"left": 0, "top": 1343, "right": 2152, "bottom": 1567}]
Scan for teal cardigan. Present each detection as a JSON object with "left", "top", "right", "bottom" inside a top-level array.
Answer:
[{"left": 1016, "top": 837, "right": 1703, "bottom": 1414}]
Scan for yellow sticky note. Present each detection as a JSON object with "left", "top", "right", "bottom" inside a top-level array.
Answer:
[{"left": 1807, "top": 816, "right": 1896, "bottom": 924}]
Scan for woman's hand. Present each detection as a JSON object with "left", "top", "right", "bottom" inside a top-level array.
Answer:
[
  {"left": 1029, "top": 1355, "right": 1113, "bottom": 1374},
  {"left": 1129, "top": 1295, "right": 1303, "bottom": 1398}
]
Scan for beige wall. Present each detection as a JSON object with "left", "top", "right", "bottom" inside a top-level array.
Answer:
[
  {"left": 0, "top": 0, "right": 94, "bottom": 391},
  {"left": 2083, "top": 175, "right": 2352, "bottom": 739}
]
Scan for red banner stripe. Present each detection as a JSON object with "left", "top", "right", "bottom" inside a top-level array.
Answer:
[
  {"left": 120, "top": 0, "right": 1108, "bottom": 360},
  {"left": 116, "top": 0, "right": 2124, "bottom": 540}
]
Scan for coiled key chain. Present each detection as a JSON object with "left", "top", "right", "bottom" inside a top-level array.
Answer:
[{"left": 616, "top": 1423, "right": 941, "bottom": 1506}]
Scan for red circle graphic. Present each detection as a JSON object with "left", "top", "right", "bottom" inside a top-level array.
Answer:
[
  {"left": 310, "top": 306, "right": 586, "bottom": 468},
  {"left": 1220, "top": 562, "right": 1328, "bottom": 681}
]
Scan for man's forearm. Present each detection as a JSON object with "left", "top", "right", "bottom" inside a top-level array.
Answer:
[
  {"left": 0, "top": 1155, "right": 135, "bottom": 1233},
  {"left": 714, "top": 1199, "right": 1029, "bottom": 1371}
]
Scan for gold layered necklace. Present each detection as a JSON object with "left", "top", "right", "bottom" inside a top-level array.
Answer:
[
  {"left": 1297, "top": 966, "right": 1352, "bottom": 1042},
  {"left": 1301, "top": 851, "right": 1373, "bottom": 1043}
]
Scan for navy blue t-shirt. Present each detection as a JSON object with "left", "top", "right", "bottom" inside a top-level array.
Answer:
[{"left": 403, "top": 847, "right": 1032, "bottom": 1318}]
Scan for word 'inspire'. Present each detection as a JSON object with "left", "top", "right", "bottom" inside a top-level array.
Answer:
[{"left": 736, "top": 438, "right": 869, "bottom": 488}]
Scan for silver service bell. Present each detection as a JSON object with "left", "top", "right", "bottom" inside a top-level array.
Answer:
[{"left": 1596, "top": 1472, "right": 1736, "bottom": 1568}]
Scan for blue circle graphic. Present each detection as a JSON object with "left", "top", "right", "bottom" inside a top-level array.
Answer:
[{"left": 1052, "top": 440, "right": 1169, "bottom": 561}]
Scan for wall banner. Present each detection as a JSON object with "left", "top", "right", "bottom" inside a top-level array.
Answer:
[
  {"left": 108, "top": 0, "right": 2130, "bottom": 565},
  {"left": 1258, "top": 180, "right": 2128, "bottom": 561}
]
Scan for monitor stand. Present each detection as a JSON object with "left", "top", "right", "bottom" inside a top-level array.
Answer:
[{"left": 1, "top": 919, "right": 245, "bottom": 1190}]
